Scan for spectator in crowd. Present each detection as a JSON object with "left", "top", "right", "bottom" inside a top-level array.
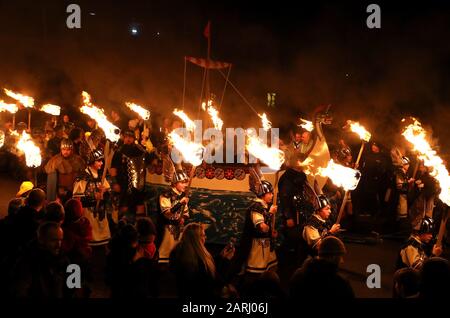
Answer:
[
  {"left": 9, "top": 222, "right": 69, "bottom": 298},
  {"left": 419, "top": 257, "right": 450, "bottom": 299},
  {"left": 43, "top": 201, "right": 65, "bottom": 224},
  {"left": 290, "top": 236, "right": 354, "bottom": 299},
  {"left": 392, "top": 267, "right": 420, "bottom": 298},
  {"left": 170, "top": 223, "right": 235, "bottom": 298},
  {"left": 16, "top": 181, "right": 34, "bottom": 198}
]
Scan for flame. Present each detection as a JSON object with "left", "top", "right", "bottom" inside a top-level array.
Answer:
[
  {"left": 40, "top": 104, "right": 61, "bottom": 116},
  {"left": 0, "top": 100, "right": 18, "bottom": 113},
  {"left": 125, "top": 102, "right": 150, "bottom": 120},
  {"left": 3, "top": 89, "right": 34, "bottom": 108},
  {"left": 297, "top": 157, "right": 314, "bottom": 175},
  {"left": 246, "top": 129, "right": 285, "bottom": 170},
  {"left": 168, "top": 131, "right": 204, "bottom": 166},
  {"left": 299, "top": 118, "right": 314, "bottom": 132},
  {"left": 347, "top": 120, "right": 371, "bottom": 142},
  {"left": 173, "top": 109, "right": 197, "bottom": 132},
  {"left": 202, "top": 100, "right": 223, "bottom": 130},
  {"left": 17, "top": 131, "right": 41, "bottom": 167},
  {"left": 402, "top": 118, "right": 450, "bottom": 206},
  {"left": 258, "top": 113, "right": 272, "bottom": 131},
  {"left": 317, "top": 159, "right": 361, "bottom": 191},
  {"left": 80, "top": 91, "right": 120, "bottom": 142}
]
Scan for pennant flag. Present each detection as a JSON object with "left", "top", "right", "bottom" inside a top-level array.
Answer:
[
  {"left": 185, "top": 56, "right": 231, "bottom": 69},
  {"left": 203, "top": 21, "right": 211, "bottom": 38}
]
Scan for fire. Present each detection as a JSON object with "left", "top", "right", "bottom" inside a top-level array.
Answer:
[
  {"left": 3, "top": 89, "right": 34, "bottom": 108},
  {"left": 346, "top": 120, "right": 371, "bottom": 142},
  {"left": 173, "top": 109, "right": 197, "bottom": 132},
  {"left": 299, "top": 118, "right": 314, "bottom": 132},
  {"left": 40, "top": 104, "right": 61, "bottom": 116},
  {"left": 246, "top": 129, "right": 285, "bottom": 170},
  {"left": 168, "top": 131, "right": 204, "bottom": 166},
  {"left": 80, "top": 91, "right": 120, "bottom": 142},
  {"left": 317, "top": 160, "right": 361, "bottom": 191},
  {"left": 202, "top": 100, "right": 223, "bottom": 130},
  {"left": 17, "top": 131, "right": 41, "bottom": 167},
  {"left": 258, "top": 113, "right": 272, "bottom": 131},
  {"left": 125, "top": 102, "right": 150, "bottom": 121},
  {"left": 402, "top": 119, "right": 450, "bottom": 205},
  {"left": 0, "top": 100, "right": 18, "bottom": 113},
  {"left": 297, "top": 157, "right": 314, "bottom": 175}
]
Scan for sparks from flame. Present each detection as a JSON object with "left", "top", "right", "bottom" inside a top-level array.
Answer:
[
  {"left": 258, "top": 113, "right": 272, "bottom": 131},
  {"left": 246, "top": 129, "right": 285, "bottom": 170},
  {"left": 317, "top": 160, "right": 361, "bottom": 191},
  {"left": 298, "top": 118, "right": 314, "bottom": 132},
  {"left": 3, "top": 89, "right": 34, "bottom": 108},
  {"left": 125, "top": 102, "right": 150, "bottom": 121},
  {"left": 173, "top": 109, "right": 197, "bottom": 133},
  {"left": 402, "top": 118, "right": 450, "bottom": 206},
  {"left": 40, "top": 104, "right": 61, "bottom": 116},
  {"left": 346, "top": 120, "right": 371, "bottom": 142},
  {"left": 80, "top": 91, "right": 120, "bottom": 142},
  {"left": 168, "top": 131, "right": 204, "bottom": 166},
  {"left": 17, "top": 131, "right": 41, "bottom": 167},
  {"left": 0, "top": 100, "right": 18, "bottom": 113}
]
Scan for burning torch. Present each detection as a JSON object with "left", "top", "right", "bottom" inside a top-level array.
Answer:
[
  {"left": 318, "top": 159, "right": 361, "bottom": 224},
  {"left": 17, "top": 131, "right": 42, "bottom": 186},
  {"left": 402, "top": 118, "right": 450, "bottom": 251},
  {"left": 0, "top": 100, "right": 19, "bottom": 130}
]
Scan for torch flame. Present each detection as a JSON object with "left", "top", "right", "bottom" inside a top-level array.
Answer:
[
  {"left": 347, "top": 120, "right": 371, "bottom": 142},
  {"left": 202, "top": 100, "right": 223, "bottom": 130},
  {"left": 317, "top": 159, "right": 361, "bottom": 191},
  {"left": 246, "top": 129, "right": 285, "bottom": 170},
  {"left": 40, "top": 104, "right": 61, "bottom": 116},
  {"left": 258, "top": 113, "right": 272, "bottom": 131},
  {"left": 17, "top": 131, "right": 41, "bottom": 167},
  {"left": 0, "top": 100, "right": 18, "bottom": 114},
  {"left": 299, "top": 118, "right": 314, "bottom": 132},
  {"left": 173, "top": 109, "right": 197, "bottom": 133},
  {"left": 402, "top": 118, "right": 450, "bottom": 206},
  {"left": 125, "top": 102, "right": 150, "bottom": 121},
  {"left": 4, "top": 89, "right": 34, "bottom": 108},
  {"left": 80, "top": 91, "right": 120, "bottom": 142},
  {"left": 168, "top": 131, "right": 204, "bottom": 166}
]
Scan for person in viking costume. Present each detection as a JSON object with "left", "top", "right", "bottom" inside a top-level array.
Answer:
[
  {"left": 397, "top": 217, "right": 442, "bottom": 270},
  {"left": 157, "top": 154, "right": 190, "bottom": 265},
  {"left": 110, "top": 129, "right": 152, "bottom": 222},
  {"left": 302, "top": 194, "right": 341, "bottom": 257},
  {"left": 73, "top": 149, "right": 111, "bottom": 247},
  {"left": 45, "top": 138, "right": 85, "bottom": 204},
  {"left": 239, "top": 167, "right": 278, "bottom": 275}
]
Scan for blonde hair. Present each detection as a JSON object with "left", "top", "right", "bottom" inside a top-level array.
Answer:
[{"left": 177, "top": 223, "right": 216, "bottom": 278}]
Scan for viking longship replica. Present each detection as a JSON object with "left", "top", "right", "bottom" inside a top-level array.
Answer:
[{"left": 143, "top": 25, "right": 333, "bottom": 244}]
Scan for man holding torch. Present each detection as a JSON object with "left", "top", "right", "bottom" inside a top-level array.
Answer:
[
  {"left": 157, "top": 168, "right": 190, "bottom": 265},
  {"left": 110, "top": 129, "right": 154, "bottom": 222},
  {"left": 302, "top": 194, "right": 341, "bottom": 257}
]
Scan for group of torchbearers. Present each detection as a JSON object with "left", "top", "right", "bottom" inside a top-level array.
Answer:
[{"left": 4, "top": 108, "right": 448, "bottom": 284}]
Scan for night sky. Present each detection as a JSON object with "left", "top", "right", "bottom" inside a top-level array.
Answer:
[{"left": 1, "top": 0, "right": 450, "bottom": 154}]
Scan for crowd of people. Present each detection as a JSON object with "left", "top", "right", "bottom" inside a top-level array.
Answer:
[{"left": 0, "top": 109, "right": 449, "bottom": 299}]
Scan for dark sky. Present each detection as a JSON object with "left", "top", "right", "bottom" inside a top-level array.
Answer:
[{"left": 0, "top": 0, "right": 450, "bottom": 153}]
